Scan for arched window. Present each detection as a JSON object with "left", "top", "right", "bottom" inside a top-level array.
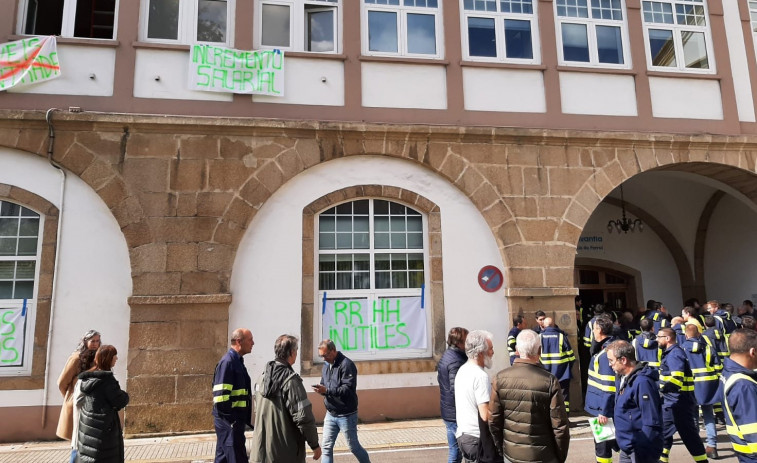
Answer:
[
  {"left": 0, "top": 200, "right": 42, "bottom": 372},
  {"left": 316, "top": 199, "right": 431, "bottom": 360}
]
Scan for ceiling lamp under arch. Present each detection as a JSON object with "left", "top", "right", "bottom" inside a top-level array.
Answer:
[{"left": 607, "top": 185, "right": 643, "bottom": 234}]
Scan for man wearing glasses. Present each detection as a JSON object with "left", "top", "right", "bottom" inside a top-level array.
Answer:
[{"left": 657, "top": 328, "right": 708, "bottom": 462}]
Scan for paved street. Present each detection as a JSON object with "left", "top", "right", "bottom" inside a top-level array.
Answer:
[{"left": 0, "top": 417, "right": 739, "bottom": 463}]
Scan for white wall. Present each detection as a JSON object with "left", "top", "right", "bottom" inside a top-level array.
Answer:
[
  {"left": 361, "top": 63, "right": 447, "bottom": 109},
  {"left": 649, "top": 77, "right": 723, "bottom": 120},
  {"left": 0, "top": 148, "right": 132, "bottom": 407},
  {"left": 722, "top": 0, "right": 756, "bottom": 122},
  {"left": 560, "top": 72, "right": 637, "bottom": 116},
  {"left": 463, "top": 68, "right": 546, "bottom": 113},
  {"left": 134, "top": 49, "right": 232, "bottom": 101},
  {"left": 579, "top": 202, "right": 683, "bottom": 310},
  {"left": 704, "top": 195, "right": 757, "bottom": 302},
  {"left": 230, "top": 156, "right": 509, "bottom": 388}
]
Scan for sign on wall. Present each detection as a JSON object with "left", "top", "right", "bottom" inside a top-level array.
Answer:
[
  {"left": 188, "top": 44, "right": 284, "bottom": 95},
  {"left": 0, "top": 303, "right": 29, "bottom": 367},
  {"left": 322, "top": 296, "right": 427, "bottom": 352},
  {"left": 0, "top": 36, "right": 61, "bottom": 90}
]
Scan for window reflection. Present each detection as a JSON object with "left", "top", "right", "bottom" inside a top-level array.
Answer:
[
  {"left": 468, "top": 17, "right": 496, "bottom": 57},
  {"left": 504, "top": 19, "right": 533, "bottom": 59},
  {"left": 596, "top": 25, "right": 623, "bottom": 64},
  {"left": 562, "top": 23, "right": 590, "bottom": 61},
  {"left": 648, "top": 28, "right": 676, "bottom": 66},
  {"left": 307, "top": 8, "right": 335, "bottom": 52},
  {"left": 262, "top": 4, "right": 290, "bottom": 47},
  {"left": 407, "top": 13, "right": 436, "bottom": 54},
  {"left": 682, "top": 31, "right": 708, "bottom": 68},
  {"left": 148, "top": 0, "right": 179, "bottom": 40},
  {"left": 368, "top": 10, "right": 398, "bottom": 52},
  {"left": 197, "top": 0, "right": 227, "bottom": 43}
]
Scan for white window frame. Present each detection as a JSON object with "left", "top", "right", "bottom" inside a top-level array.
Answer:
[
  {"left": 254, "top": 0, "right": 342, "bottom": 53},
  {"left": 0, "top": 200, "right": 43, "bottom": 377},
  {"left": 460, "top": 0, "right": 540, "bottom": 64},
  {"left": 138, "top": 0, "right": 236, "bottom": 46},
  {"left": 641, "top": 0, "right": 714, "bottom": 73},
  {"left": 361, "top": 0, "right": 444, "bottom": 59},
  {"left": 751, "top": 1, "right": 757, "bottom": 58},
  {"left": 313, "top": 198, "right": 432, "bottom": 362},
  {"left": 17, "top": 0, "right": 120, "bottom": 39},
  {"left": 554, "top": 0, "right": 631, "bottom": 69}
]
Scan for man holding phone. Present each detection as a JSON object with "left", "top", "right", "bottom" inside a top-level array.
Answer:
[{"left": 312, "top": 340, "right": 371, "bottom": 463}]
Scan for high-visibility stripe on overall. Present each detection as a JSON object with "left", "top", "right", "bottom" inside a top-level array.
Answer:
[{"left": 723, "top": 373, "right": 757, "bottom": 457}]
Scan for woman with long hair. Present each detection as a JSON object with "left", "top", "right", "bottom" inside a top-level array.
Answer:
[
  {"left": 56, "top": 329, "right": 101, "bottom": 440},
  {"left": 77, "top": 344, "right": 129, "bottom": 463}
]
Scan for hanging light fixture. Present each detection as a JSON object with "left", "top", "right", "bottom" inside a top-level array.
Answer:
[{"left": 607, "top": 185, "right": 643, "bottom": 234}]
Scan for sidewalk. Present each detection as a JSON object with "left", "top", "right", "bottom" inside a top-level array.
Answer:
[{"left": 0, "top": 416, "right": 593, "bottom": 463}]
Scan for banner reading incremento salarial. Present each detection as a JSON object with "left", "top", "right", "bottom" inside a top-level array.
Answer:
[
  {"left": 0, "top": 36, "right": 61, "bottom": 90},
  {"left": 322, "top": 296, "right": 427, "bottom": 352},
  {"left": 188, "top": 44, "right": 284, "bottom": 96}
]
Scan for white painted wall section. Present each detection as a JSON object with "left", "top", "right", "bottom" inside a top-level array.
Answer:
[
  {"left": 9, "top": 45, "right": 116, "bottom": 97},
  {"left": 462, "top": 68, "right": 546, "bottom": 113},
  {"left": 649, "top": 77, "right": 723, "bottom": 119},
  {"left": 579, "top": 202, "right": 683, "bottom": 309},
  {"left": 361, "top": 63, "right": 447, "bottom": 109},
  {"left": 253, "top": 58, "right": 345, "bottom": 106},
  {"left": 722, "top": 0, "right": 756, "bottom": 122},
  {"left": 704, "top": 195, "right": 757, "bottom": 302},
  {"left": 134, "top": 49, "right": 232, "bottom": 101},
  {"left": 559, "top": 72, "right": 637, "bottom": 116},
  {"left": 230, "top": 156, "right": 509, "bottom": 387},
  {"left": 0, "top": 148, "right": 132, "bottom": 407}
]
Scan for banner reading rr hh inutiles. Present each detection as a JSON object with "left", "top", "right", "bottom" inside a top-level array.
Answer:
[
  {"left": 188, "top": 44, "right": 284, "bottom": 96},
  {"left": 0, "top": 36, "right": 61, "bottom": 90}
]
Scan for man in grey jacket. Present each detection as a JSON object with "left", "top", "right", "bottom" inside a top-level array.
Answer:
[{"left": 250, "top": 335, "right": 321, "bottom": 462}]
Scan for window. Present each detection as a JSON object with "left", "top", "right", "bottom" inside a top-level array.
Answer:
[
  {"left": 751, "top": 1, "right": 757, "bottom": 59},
  {"left": 461, "top": 0, "right": 539, "bottom": 63},
  {"left": 642, "top": 0, "right": 711, "bottom": 71},
  {"left": 255, "top": 0, "right": 340, "bottom": 53},
  {"left": 0, "top": 200, "right": 42, "bottom": 374},
  {"left": 362, "top": 0, "right": 443, "bottom": 58},
  {"left": 316, "top": 199, "right": 431, "bottom": 359},
  {"left": 140, "top": 0, "right": 235, "bottom": 45},
  {"left": 555, "top": 0, "right": 629, "bottom": 67},
  {"left": 20, "top": 0, "right": 118, "bottom": 39}
]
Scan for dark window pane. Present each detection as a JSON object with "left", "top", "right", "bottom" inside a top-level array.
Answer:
[
  {"left": 17, "top": 238, "right": 38, "bottom": 256},
  {"left": 407, "top": 216, "right": 422, "bottom": 231},
  {"left": 391, "top": 253, "right": 407, "bottom": 270},
  {"left": 306, "top": 8, "right": 334, "bottom": 52},
  {"left": 337, "top": 272, "right": 352, "bottom": 289},
  {"left": 18, "top": 219, "right": 39, "bottom": 236},
  {"left": 390, "top": 233, "right": 407, "bottom": 248},
  {"left": 0, "top": 218, "right": 18, "bottom": 236},
  {"left": 392, "top": 272, "right": 408, "bottom": 288},
  {"left": 262, "top": 3, "right": 290, "bottom": 47},
  {"left": 148, "top": 0, "right": 179, "bottom": 40},
  {"left": 319, "top": 255, "right": 336, "bottom": 271},
  {"left": 197, "top": 0, "right": 227, "bottom": 43},
  {"left": 390, "top": 202, "right": 405, "bottom": 214},
  {"left": 336, "top": 216, "right": 352, "bottom": 232},
  {"left": 579, "top": 269, "right": 600, "bottom": 284},
  {"left": 322, "top": 206, "right": 336, "bottom": 215},
  {"left": 408, "top": 253, "right": 424, "bottom": 269},
  {"left": 354, "top": 200, "right": 369, "bottom": 214},
  {"left": 0, "top": 281, "right": 12, "bottom": 299},
  {"left": 408, "top": 271, "right": 424, "bottom": 288},
  {"left": 596, "top": 25, "right": 623, "bottom": 64},
  {"left": 375, "top": 272, "right": 391, "bottom": 289},
  {"left": 74, "top": 0, "right": 116, "bottom": 39},
  {"left": 375, "top": 217, "right": 390, "bottom": 232},
  {"left": 649, "top": 29, "right": 676, "bottom": 67},
  {"left": 374, "top": 200, "right": 389, "bottom": 214},
  {"left": 320, "top": 216, "right": 335, "bottom": 232},
  {"left": 336, "top": 233, "right": 352, "bottom": 249},
  {"left": 374, "top": 232, "right": 390, "bottom": 249},
  {"left": 15, "top": 281, "right": 34, "bottom": 299},
  {"left": 0, "top": 262, "right": 13, "bottom": 279},
  {"left": 562, "top": 23, "right": 590, "bottom": 62},
  {"left": 354, "top": 216, "right": 369, "bottom": 232},
  {"left": 390, "top": 217, "right": 406, "bottom": 232},
  {"left": 336, "top": 255, "right": 352, "bottom": 271},
  {"left": 0, "top": 203, "right": 20, "bottom": 217},
  {"left": 375, "top": 254, "right": 391, "bottom": 271},
  {"left": 319, "top": 232, "right": 335, "bottom": 250},
  {"left": 15, "top": 262, "right": 35, "bottom": 279},
  {"left": 336, "top": 202, "right": 352, "bottom": 214},
  {"left": 407, "top": 13, "right": 436, "bottom": 54},
  {"left": 369, "top": 11, "right": 398, "bottom": 52},
  {"left": 0, "top": 238, "right": 16, "bottom": 256},
  {"left": 320, "top": 273, "right": 335, "bottom": 290},
  {"left": 505, "top": 19, "right": 533, "bottom": 59},
  {"left": 468, "top": 17, "right": 496, "bottom": 57},
  {"left": 354, "top": 255, "right": 370, "bottom": 271},
  {"left": 354, "top": 233, "right": 370, "bottom": 249},
  {"left": 354, "top": 272, "right": 370, "bottom": 289},
  {"left": 407, "top": 233, "right": 423, "bottom": 248}
]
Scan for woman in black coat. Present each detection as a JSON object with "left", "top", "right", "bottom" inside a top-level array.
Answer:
[{"left": 77, "top": 344, "right": 129, "bottom": 463}]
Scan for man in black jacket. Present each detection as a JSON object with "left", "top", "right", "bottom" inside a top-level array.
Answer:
[
  {"left": 312, "top": 339, "right": 370, "bottom": 463},
  {"left": 438, "top": 327, "right": 469, "bottom": 463}
]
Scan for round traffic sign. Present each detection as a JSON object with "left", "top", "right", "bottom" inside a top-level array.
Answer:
[{"left": 478, "top": 265, "right": 504, "bottom": 293}]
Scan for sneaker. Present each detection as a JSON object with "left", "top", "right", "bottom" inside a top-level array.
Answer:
[{"left": 705, "top": 446, "right": 718, "bottom": 460}]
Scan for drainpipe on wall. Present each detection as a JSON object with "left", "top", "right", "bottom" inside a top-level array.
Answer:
[{"left": 41, "top": 108, "right": 66, "bottom": 428}]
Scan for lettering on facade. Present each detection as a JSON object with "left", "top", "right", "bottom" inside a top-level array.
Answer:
[
  {"left": 188, "top": 44, "right": 285, "bottom": 95},
  {"left": 577, "top": 235, "right": 604, "bottom": 252},
  {"left": 0, "top": 36, "right": 61, "bottom": 90},
  {"left": 322, "top": 297, "right": 427, "bottom": 352}
]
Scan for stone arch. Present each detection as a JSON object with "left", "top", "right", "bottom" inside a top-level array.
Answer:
[
  {"left": 299, "top": 185, "right": 446, "bottom": 375},
  {"left": 0, "top": 183, "right": 58, "bottom": 391}
]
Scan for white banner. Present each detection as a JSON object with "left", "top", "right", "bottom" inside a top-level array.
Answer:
[
  {"left": 0, "top": 306, "right": 28, "bottom": 367},
  {"left": 188, "top": 44, "right": 284, "bottom": 95},
  {"left": 0, "top": 36, "right": 61, "bottom": 90},
  {"left": 322, "top": 296, "right": 427, "bottom": 352}
]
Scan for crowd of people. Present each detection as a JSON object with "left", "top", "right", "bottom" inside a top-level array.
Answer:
[{"left": 439, "top": 297, "right": 757, "bottom": 463}]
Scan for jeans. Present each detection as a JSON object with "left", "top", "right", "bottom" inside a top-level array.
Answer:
[
  {"left": 444, "top": 420, "right": 462, "bottom": 463},
  {"left": 701, "top": 404, "right": 717, "bottom": 448},
  {"left": 321, "top": 411, "right": 371, "bottom": 463}
]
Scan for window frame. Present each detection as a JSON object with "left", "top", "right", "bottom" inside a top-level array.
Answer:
[
  {"left": 314, "top": 198, "right": 432, "bottom": 362},
  {"left": 254, "top": 0, "right": 342, "bottom": 53},
  {"left": 138, "top": 0, "right": 236, "bottom": 46},
  {"left": 460, "top": 0, "right": 540, "bottom": 64},
  {"left": 640, "top": 0, "right": 714, "bottom": 73},
  {"left": 361, "top": 0, "right": 445, "bottom": 59},
  {"left": 554, "top": 0, "right": 631, "bottom": 69},
  {"left": 0, "top": 200, "right": 44, "bottom": 377},
  {"left": 17, "top": 0, "right": 120, "bottom": 39}
]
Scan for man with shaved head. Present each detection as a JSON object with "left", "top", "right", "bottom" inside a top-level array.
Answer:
[{"left": 722, "top": 329, "right": 757, "bottom": 462}]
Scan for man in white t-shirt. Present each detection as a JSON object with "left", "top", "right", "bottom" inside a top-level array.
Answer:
[{"left": 454, "top": 330, "right": 500, "bottom": 462}]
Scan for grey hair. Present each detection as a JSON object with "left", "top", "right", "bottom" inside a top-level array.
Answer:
[
  {"left": 516, "top": 329, "right": 541, "bottom": 358},
  {"left": 464, "top": 330, "right": 493, "bottom": 360},
  {"left": 607, "top": 340, "right": 636, "bottom": 363}
]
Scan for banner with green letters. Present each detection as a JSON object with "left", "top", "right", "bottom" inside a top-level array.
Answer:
[{"left": 188, "top": 44, "right": 284, "bottom": 96}]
